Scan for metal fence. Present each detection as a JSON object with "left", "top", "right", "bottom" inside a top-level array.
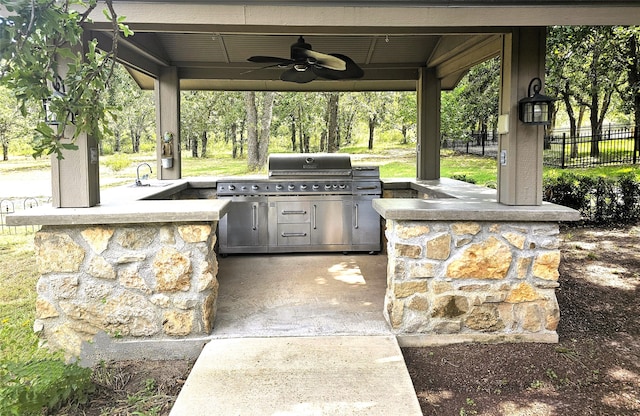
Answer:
[
  {"left": 441, "top": 131, "right": 499, "bottom": 158},
  {"left": 0, "top": 197, "right": 48, "bottom": 235},
  {"left": 543, "top": 125, "right": 639, "bottom": 169},
  {"left": 443, "top": 125, "right": 640, "bottom": 170}
]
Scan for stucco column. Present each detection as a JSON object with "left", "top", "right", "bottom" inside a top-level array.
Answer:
[
  {"left": 498, "top": 28, "right": 546, "bottom": 205},
  {"left": 155, "top": 66, "right": 181, "bottom": 180},
  {"left": 416, "top": 67, "right": 441, "bottom": 180}
]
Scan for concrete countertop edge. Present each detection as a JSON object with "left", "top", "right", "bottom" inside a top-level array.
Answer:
[
  {"left": 7, "top": 176, "right": 581, "bottom": 226},
  {"left": 373, "top": 198, "right": 581, "bottom": 222}
]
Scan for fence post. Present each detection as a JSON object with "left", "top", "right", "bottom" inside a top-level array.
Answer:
[
  {"left": 634, "top": 125, "right": 638, "bottom": 165},
  {"left": 561, "top": 133, "right": 567, "bottom": 169}
]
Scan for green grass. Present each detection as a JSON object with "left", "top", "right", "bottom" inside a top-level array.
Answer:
[{"left": 0, "top": 232, "right": 53, "bottom": 362}]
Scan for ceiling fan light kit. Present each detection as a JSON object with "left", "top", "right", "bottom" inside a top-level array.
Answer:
[{"left": 247, "top": 36, "right": 364, "bottom": 83}]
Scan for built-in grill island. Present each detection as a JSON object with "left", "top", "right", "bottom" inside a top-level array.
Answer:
[{"left": 217, "top": 153, "right": 381, "bottom": 254}]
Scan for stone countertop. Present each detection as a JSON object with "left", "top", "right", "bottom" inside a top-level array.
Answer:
[
  {"left": 7, "top": 178, "right": 228, "bottom": 226},
  {"left": 376, "top": 178, "right": 581, "bottom": 222}
]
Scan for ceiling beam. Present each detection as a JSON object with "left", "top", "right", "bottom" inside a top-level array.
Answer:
[{"left": 433, "top": 35, "right": 501, "bottom": 80}]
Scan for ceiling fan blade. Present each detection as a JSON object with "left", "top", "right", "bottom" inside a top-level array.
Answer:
[
  {"left": 248, "top": 56, "right": 293, "bottom": 65},
  {"left": 312, "top": 54, "right": 364, "bottom": 80},
  {"left": 292, "top": 47, "right": 347, "bottom": 71},
  {"left": 280, "top": 67, "right": 317, "bottom": 83}
]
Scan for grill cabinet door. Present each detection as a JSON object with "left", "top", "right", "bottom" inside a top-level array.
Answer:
[
  {"left": 351, "top": 196, "right": 381, "bottom": 251},
  {"left": 310, "top": 199, "right": 347, "bottom": 246},
  {"left": 219, "top": 199, "right": 268, "bottom": 253}
]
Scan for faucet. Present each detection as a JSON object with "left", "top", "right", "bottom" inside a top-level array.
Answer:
[{"left": 135, "top": 163, "right": 153, "bottom": 186}]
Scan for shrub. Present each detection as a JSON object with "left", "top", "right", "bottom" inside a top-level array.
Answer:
[
  {"left": 0, "top": 359, "right": 94, "bottom": 415},
  {"left": 450, "top": 173, "right": 477, "bottom": 184},
  {"left": 103, "top": 153, "right": 132, "bottom": 172},
  {"left": 543, "top": 172, "right": 640, "bottom": 226}
]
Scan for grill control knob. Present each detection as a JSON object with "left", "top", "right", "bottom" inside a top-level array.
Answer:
[
  {"left": 241, "top": 186, "right": 247, "bottom": 191},
  {"left": 251, "top": 185, "right": 259, "bottom": 191},
  {"left": 300, "top": 184, "right": 308, "bottom": 190},
  {"left": 275, "top": 184, "right": 283, "bottom": 191},
  {"left": 332, "top": 184, "right": 338, "bottom": 189},
  {"left": 324, "top": 184, "right": 331, "bottom": 190},
  {"left": 339, "top": 184, "right": 346, "bottom": 189},
  {"left": 228, "top": 185, "right": 236, "bottom": 191},
  {"left": 312, "top": 184, "right": 320, "bottom": 190},
  {"left": 288, "top": 184, "right": 296, "bottom": 191}
]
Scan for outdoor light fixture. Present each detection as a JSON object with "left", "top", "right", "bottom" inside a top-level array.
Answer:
[
  {"left": 518, "top": 77, "right": 554, "bottom": 125},
  {"left": 42, "top": 74, "right": 66, "bottom": 125}
]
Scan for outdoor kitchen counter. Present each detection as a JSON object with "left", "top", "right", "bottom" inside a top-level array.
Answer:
[
  {"left": 6, "top": 178, "right": 228, "bottom": 226},
  {"left": 376, "top": 177, "right": 581, "bottom": 222}
]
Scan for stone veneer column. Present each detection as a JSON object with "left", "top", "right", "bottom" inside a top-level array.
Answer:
[
  {"left": 32, "top": 222, "right": 218, "bottom": 358},
  {"left": 384, "top": 220, "right": 561, "bottom": 342}
]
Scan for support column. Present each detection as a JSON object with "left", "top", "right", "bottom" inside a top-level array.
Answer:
[
  {"left": 416, "top": 67, "right": 441, "bottom": 180},
  {"left": 155, "top": 67, "right": 181, "bottom": 180},
  {"left": 498, "top": 28, "right": 546, "bottom": 205},
  {"left": 51, "top": 133, "right": 100, "bottom": 208},
  {"left": 51, "top": 46, "right": 100, "bottom": 208}
]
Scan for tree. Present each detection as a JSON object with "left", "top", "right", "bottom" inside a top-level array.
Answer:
[
  {"left": 390, "top": 92, "right": 416, "bottom": 144},
  {"left": 547, "top": 26, "right": 627, "bottom": 158},
  {"left": 616, "top": 27, "right": 640, "bottom": 153},
  {"left": 214, "top": 92, "right": 246, "bottom": 159},
  {"left": 0, "top": 86, "right": 29, "bottom": 160},
  {"left": 0, "top": 0, "right": 132, "bottom": 159},
  {"left": 458, "top": 57, "right": 500, "bottom": 143},
  {"left": 360, "top": 92, "right": 390, "bottom": 150},
  {"left": 245, "top": 91, "right": 275, "bottom": 170},
  {"left": 106, "top": 64, "right": 154, "bottom": 154},
  {"left": 325, "top": 92, "right": 340, "bottom": 152}
]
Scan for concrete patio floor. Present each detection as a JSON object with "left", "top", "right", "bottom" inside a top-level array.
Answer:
[
  {"left": 170, "top": 253, "right": 422, "bottom": 415},
  {"left": 212, "top": 253, "right": 391, "bottom": 338}
]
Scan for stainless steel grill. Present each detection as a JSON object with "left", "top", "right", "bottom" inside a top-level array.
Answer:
[{"left": 217, "top": 153, "right": 381, "bottom": 254}]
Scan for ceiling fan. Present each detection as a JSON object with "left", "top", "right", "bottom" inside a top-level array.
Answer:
[{"left": 247, "top": 36, "right": 364, "bottom": 83}]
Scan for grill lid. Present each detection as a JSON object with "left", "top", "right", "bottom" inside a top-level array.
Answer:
[{"left": 268, "top": 153, "right": 352, "bottom": 178}]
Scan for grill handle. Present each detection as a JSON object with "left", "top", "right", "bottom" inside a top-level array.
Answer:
[
  {"left": 281, "top": 210, "right": 307, "bottom": 215},
  {"left": 355, "top": 185, "right": 379, "bottom": 191},
  {"left": 252, "top": 204, "right": 258, "bottom": 231},
  {"left": 354, "top": 203, "right": 359, "bottom": 229},
  {"left": 312, "top": 205, "right": 317, "bottom": 229},
  {"left": 281, "top": 232, "right": 308, "bottom": 237}
]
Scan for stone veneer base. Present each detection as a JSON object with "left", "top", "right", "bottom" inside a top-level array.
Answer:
[
  {"left": 383, "top": 220, "right": 563, "bottom": 341},
  {"left": 32, "top": 222, "right": 218, "bottom": 361}
]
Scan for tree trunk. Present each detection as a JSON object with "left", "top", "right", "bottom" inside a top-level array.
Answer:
[
  {"left": 114, "top": 130, "right": 121, "bottom": 153},
  {"left": 563, "top": 94, "right": 579, "bottom": 159},
  {"left": 327, "top": 92, "right": 339, "bottom": 153},
  {"left": 258, "top": 91, "right": 275, "bottom": 167},
  {"left": 231, "top": 122, "right": 238, "bottom": 159},
  {"left": 131, "top": 132, "right": 140, "bottom": 153},
  {"left": 368, "top": 115, "right": 377, "bottom": 150},
  {"left": 298, "top": 106, "right": 305, "bottom": 153},
  {"left": 201, "top": 131, "right": 208, "bottom": 158},
  {"left": 402, "top": 125, "right": 408, "bottom": 145},
  {"left": 290, "top": 115, "right": 297, "bottom": 152},
  {"left": 245, "top": 91, "right": 259, "bottom": 169},
  {"left": 191, "top": 135, "right": 198, "bottom": 158},
  {"left": 303, "top": 133, "right": 310, "bottom": 153},
  {"left": 2, "top": 141, "right": 8, "bottom": 161}
]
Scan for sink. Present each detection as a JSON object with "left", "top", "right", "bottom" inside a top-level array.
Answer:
[{"left": 128, "top": 182, "right": 172, "bottom": 188}]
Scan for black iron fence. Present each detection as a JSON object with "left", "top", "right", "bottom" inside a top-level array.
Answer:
[
  {"left": 441, "top": 131, "right": 499, "bottom": 157},
  {"left": 543, "top": 125, "right": 639, "bottom": 168},
  {"left": 0, "top": 198, "right": 47, "bottom": 235},
  {"left": 443, "top": 124, "right": 640, "bottom": 169}
]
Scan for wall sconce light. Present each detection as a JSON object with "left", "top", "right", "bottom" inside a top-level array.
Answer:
[
  {"left": 42, "top": 74, "right": 66, "bottom": 125},
  {"left": 518, "top": 77, "right": 554, "bottom": 125}
]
